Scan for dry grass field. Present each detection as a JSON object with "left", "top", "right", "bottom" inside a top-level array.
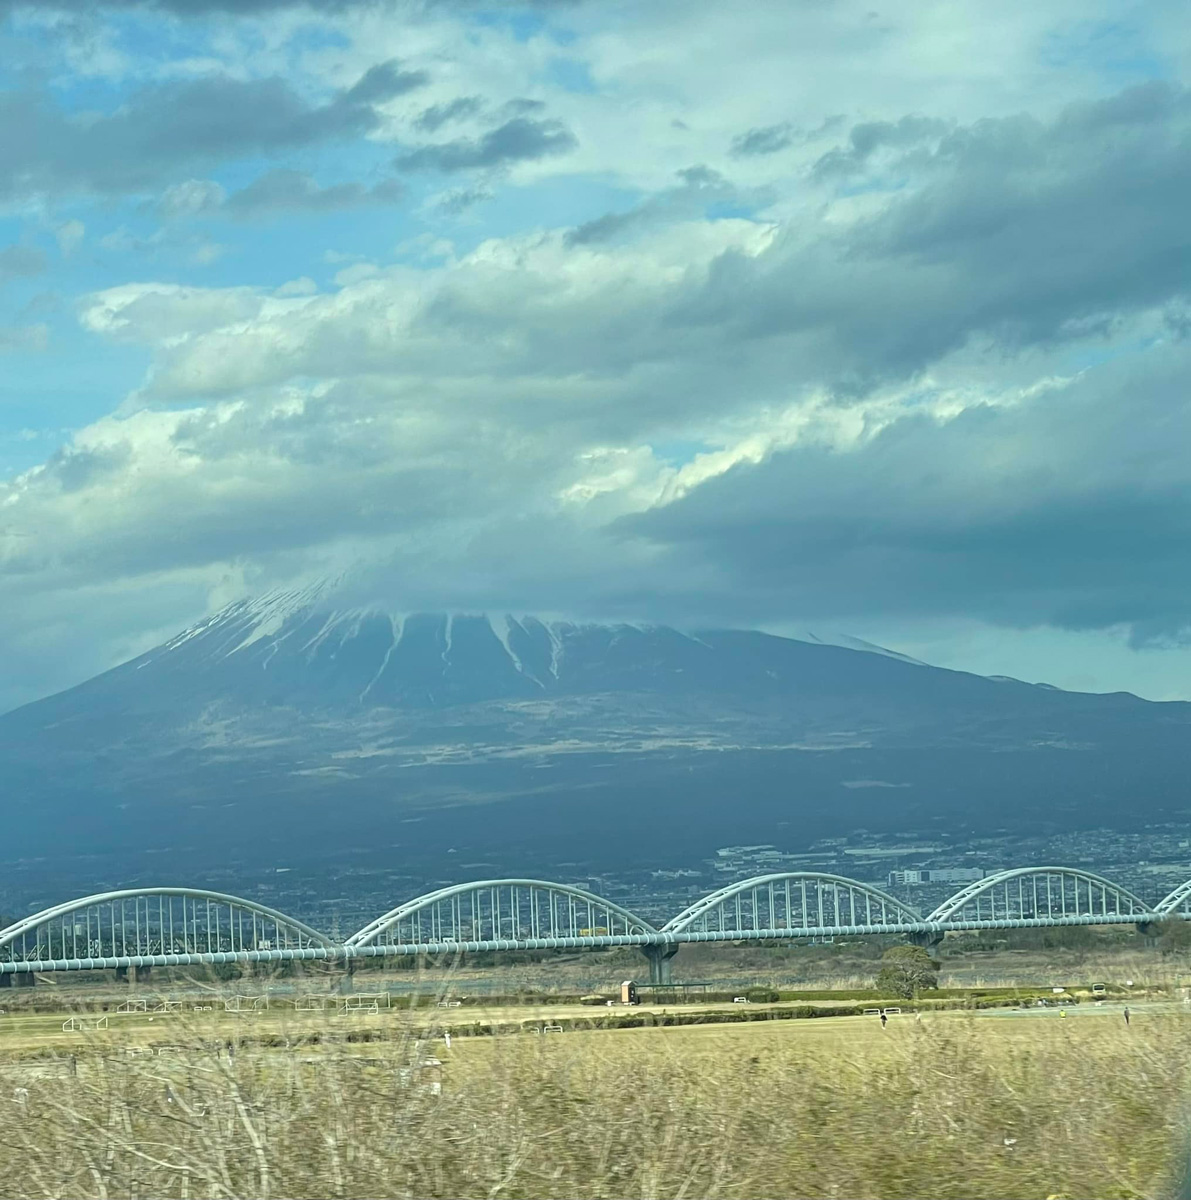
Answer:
[{"left": 3, "top": 993, "right": 1190, "bottom": 1199}]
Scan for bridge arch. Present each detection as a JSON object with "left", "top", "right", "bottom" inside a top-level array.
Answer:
[
  {"left": 926, "top": 867, "right": 1152, "bottom": 924},
  {"left": 0, "top": 887, "right": 333, "bottom": 964},
  {"left": 662, "top": 873, "right": 921, "bottom": 935},
  {"left": 1154, "top": 879, "right": 1191, "bottom": 916},
  {"left": 346, "top": 879, "right": 657, "bottom": 948}
]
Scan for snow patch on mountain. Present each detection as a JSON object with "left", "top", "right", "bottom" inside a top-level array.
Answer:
[
  {"left": 150, "top": 582, "right": 936, "bottom": 698},
  {"left": 359, "top": 616, "right": 401, "bottom": 703},
  {"left": 800, "top": 632, "right": 927, "bottom": 667},
  {"left": 545, "top": 621, "right": 565, "bottom": 679},
  {"left": 226, "top": 584, "right": 329, "bottom": 657},
  {"left": 493, "top": 616, "right": 528, "bottom": 677}
]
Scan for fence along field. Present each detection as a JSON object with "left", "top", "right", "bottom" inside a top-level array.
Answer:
[{"left": 3, "top": 988, "right": 1191, "bottom": 1199}]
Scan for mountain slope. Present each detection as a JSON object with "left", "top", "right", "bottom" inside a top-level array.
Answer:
[{"left": 2, "top": 592, "right": 1188, "bottom": 886}]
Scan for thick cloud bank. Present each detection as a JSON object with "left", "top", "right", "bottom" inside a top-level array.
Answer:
[{"left": 1, "top": 0, "right": 1190, "bottom": 709}]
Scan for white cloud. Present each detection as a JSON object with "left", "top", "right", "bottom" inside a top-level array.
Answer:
[
  {"left": 275, "top": 276, "right": 318, "bottom": 297},
  {"left": 78, "top": 282, "right": 268, "bottom": 342},
  {"left": 2, "top": 0, "right": 1191, "bottom": 710}
]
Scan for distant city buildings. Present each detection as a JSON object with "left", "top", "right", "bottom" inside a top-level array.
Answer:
[
  {"left": 712, "top": 845, "right": 791, "bottom": 873},
  {"left": 15, "top": 825, "right": 1180, "bottom": 939},
  {"left": 887, "top": 868, "right": 985, "bottom": 887}
]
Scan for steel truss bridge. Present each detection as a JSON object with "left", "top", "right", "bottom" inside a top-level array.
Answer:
[{"left": 3, "top": 867, "right": 1190, "bottom": 984}]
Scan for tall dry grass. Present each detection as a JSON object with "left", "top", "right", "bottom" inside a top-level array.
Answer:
[{"left": 3, "top": 1010, "right": 1191, "bottom": 1198}]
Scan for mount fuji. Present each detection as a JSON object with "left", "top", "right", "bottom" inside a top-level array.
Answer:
[{"left": 2, "top": 588, "right": 1189, "bottom": 889}]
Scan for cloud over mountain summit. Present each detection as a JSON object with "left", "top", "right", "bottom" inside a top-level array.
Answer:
[{"left": 2, "top": 0, "right": 1191, "bottom": 712}]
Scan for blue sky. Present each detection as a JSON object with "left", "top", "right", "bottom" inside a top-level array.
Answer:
[{"left": 2, "top": 0, "right": 1191, "bottom": 710}]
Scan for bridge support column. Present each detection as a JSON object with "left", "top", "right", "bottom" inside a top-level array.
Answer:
[
  {"left": 336, "top": 958, "right": 357, "bottom": 994},
  {"left": 641, "top": 944, "right": 678, "bottom": 985},
  {"left": 907, "top": 931, "right": 945, "bottom": 958}
]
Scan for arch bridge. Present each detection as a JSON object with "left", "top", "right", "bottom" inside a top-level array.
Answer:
[
  {"left": 924, "top": 867, "right": 1151, "bottom": 924},
  {"left": 663, "top": 873, "right": 921, "bottom": 936},
  {"left": 346, "top": 879, "right": 655, "bottom": 949},
  {"left": 0, "top": 887, "right": 331, "bottom": 977},
  {"left": 1, "top": 867, "right": 1187, "bottom": 984}
]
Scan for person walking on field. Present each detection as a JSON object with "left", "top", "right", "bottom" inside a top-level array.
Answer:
[
  {"left": 1124, "top": 1006, "right": 1131, "bottom": 1026},
  {"left": 880, "top": 1012, "right": 888, "bottom": 1029}
]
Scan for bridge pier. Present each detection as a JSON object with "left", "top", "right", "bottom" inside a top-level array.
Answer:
[
  {"left": 112, "top": 965, "right": 150, "bottom": 983},
  {"left": 336, "top": 958, "right": 357, "bottom": 994},
  {"left": 1135, "top": 920, "right": 1159, "bottom": 947},
  {"left": 907, "top": 931, "right": 945, "bottom": 957},
  {"left": 641, "top": 944, "right": 678, "bottom": 985}
]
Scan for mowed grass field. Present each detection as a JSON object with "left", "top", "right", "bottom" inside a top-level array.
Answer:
[
  {"left": 0, "top": 991, "right": 879, "bottom": 1056},
  {"left": 3, "top": 994, "right": 1191, "bottom": 1198}
]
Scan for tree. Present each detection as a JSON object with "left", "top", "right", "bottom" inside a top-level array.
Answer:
[{"left": 875, "top": 945, "right": 939, "bottom": 999}]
